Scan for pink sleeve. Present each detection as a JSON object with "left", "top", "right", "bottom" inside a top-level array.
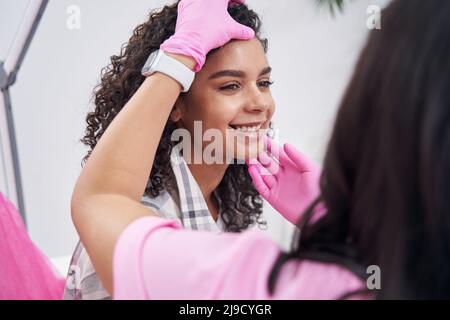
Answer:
[
  {"left": 113, "top": 216, "right": 281, "bottom": 300},
  {"left": 113, "top": 216, "right": 367, "bottom": 300}
]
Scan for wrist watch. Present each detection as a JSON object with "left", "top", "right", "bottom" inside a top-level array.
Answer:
[{"left": 141, "top": 49, "right": 195, "bottom": 93}]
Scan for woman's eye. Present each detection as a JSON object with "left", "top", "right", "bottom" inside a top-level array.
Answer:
[
  {"left": 259, "top": 80, "right": 274, "bottom": 88},
  {"left": 220, "top": 84, "right": 240, "bottom": 91}
]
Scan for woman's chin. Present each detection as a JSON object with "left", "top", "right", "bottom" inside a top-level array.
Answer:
[
  {"left": 225, "top": 127, "right": 266, "bottom": 162},
  {"left": 232, "top": 140, "right": 264, "bottom": 161}
]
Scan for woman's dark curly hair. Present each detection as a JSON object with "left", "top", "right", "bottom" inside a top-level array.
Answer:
[{"left": 81, "top": 0, "right": 269, "bottom": 232}]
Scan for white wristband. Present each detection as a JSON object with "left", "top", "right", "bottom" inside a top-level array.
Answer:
[{"left": 141, "top": 50, "right": 195, "bottom": 92}]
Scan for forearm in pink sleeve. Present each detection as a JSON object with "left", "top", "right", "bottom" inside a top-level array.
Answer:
[{"left": 113, "top": 216, "right": 281, "bottom": 300}]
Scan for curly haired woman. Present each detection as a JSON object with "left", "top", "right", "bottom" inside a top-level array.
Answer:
[{"left": 64, "top": 0, "right": 275, "bottom": 299}]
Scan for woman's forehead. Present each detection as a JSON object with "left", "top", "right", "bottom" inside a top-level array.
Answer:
[{"left": 203, "top": 38, "right": 268, "bottom": 74}]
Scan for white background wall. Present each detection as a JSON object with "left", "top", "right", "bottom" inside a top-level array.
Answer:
[{"left": 1, "top": 0, "right": 390, "bottom": 263}]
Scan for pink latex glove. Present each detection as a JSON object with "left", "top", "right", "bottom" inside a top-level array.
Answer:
[
  {"left": 246, "top": 137, "right": 323, "bottom": 226},
  {"left": 160, "top": 0, "right": 255, "bottom": 72}
]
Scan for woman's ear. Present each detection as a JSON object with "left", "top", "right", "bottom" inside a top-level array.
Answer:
[{"left": 170, "top": 98, "right": 183, "bottom": 123}]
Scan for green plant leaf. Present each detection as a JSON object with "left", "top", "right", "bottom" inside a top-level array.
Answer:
[{"left": 316, "top": 0, "right": 345, "bottom": 16}]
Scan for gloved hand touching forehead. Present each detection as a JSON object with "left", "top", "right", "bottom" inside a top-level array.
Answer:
[{"left": 161, "top": 0, "right": 255, "bottom": 72}]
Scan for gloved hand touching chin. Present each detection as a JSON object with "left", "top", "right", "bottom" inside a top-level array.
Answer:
[{"left": 247, "top": 137, "right": 324, "bottom": 226}]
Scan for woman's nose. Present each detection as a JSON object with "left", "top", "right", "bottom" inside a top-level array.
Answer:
[{"left": 244, "top": 86, "right": 271, "bottom": 113}]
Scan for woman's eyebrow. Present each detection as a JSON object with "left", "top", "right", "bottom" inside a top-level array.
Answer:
[
  {"left": 259, "top": 66, "right": 272, "bottom": 76},
  {"left": 208, "top": 66, "right": 272, "bottom": 80}
]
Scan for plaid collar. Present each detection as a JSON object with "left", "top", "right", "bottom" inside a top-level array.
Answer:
[{"left": 170, "top": 145, "right": 225, "bottom": 233}]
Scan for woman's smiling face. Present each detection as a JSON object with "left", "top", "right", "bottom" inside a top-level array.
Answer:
[{"left": 172, "top": 37, "right": 276, "bottom": 162}]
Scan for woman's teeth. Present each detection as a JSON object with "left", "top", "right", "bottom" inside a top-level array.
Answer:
[{"left": 230, "top": 124, "right": 262, "bottom": 132}]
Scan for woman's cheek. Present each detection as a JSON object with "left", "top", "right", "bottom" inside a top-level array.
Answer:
[{"left": 213, "top": 103, "right": 241, "bottom": 125}]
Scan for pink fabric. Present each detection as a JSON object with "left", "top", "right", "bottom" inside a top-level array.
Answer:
[
  {"left": 113, "top": 216, "right": 367, "bottom": 300},
  {"left": 0, "top": 193, "right": 65, "bottom": 300}
]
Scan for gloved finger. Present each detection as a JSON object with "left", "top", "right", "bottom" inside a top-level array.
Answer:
[
  {"left": 283, "top": 143, "right": 316, "bottom": 173},
  {"left": 221, "top": 0, "right": 253, "bottom": 37},
  {"left": 248, "top": 165, "right": 271, "bottom": 198},
  {"left": 249, "top": 159, "right": 274, "bottom": 177},
  {"left": 247, "top": 158, "right": 278, "bottom": 184},
  {"left": 258, "top": 151, "right": 281, "bottom": 176},
  {"left": 255, "top": 162, "right": 277, "bottom": 189},
  {"left": 226, "top": 0, "right": 254, "bottom": 40},
  {"left": 229, "top": 20, "right": 255, "bottom": 40},
  {"left": 265, "top": 137, "right": 293, "bottom": 167}
]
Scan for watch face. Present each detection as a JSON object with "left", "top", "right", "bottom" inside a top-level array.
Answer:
[{"left": 142, "top": 50, "right": 159, "bottom": 74}]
